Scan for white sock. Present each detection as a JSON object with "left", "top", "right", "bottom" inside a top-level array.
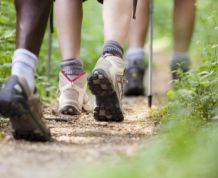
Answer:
[
  {"left": 125, "top": 48, "right": 145, "bottom": 68},
  {"left": 12, "top": 48, "right": 37, "bottom": 92}
]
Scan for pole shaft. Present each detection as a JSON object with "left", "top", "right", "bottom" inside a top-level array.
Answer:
[
  {"left": 148, "top": 0, "right": 154, "bottom": 108},
  {"left": 46, "top": 4, "right": 53, "bottom": 97}
]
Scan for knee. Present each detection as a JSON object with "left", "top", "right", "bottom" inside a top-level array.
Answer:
[
  {"left": 174, "top": 0, "right": 195, "bottom": 6},
  {"left": 15, "top": 0, "right": 53, "bottom": 10}
]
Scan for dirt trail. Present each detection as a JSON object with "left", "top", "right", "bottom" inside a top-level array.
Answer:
[{"left": 0, "top": 52, "right": 171, "bottom": 178}]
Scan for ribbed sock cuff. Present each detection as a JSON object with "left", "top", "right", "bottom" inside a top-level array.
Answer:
[
  {"left": 102, "top": 40, "right": 124, "bottom": 58},
  {"left": 60, "top": 58, "right": 83, "bottom": 68},
  {"left": 125, "top": 48, "right": 145, "bottom": 61},
  {"left": 12, "top": 48, "right": 38, "bottom": 71},
  {"left": 125, "top": 48, "right": 145, "bottom": 69},
  {"left": 60, "top": 58, "right": 83, "bottom": 76},
  {"left": 171, "top": 51, "right": 190, "bottom": 61},
  {"left": 11, "top": 48, "right": 37, "bottom": 92}
]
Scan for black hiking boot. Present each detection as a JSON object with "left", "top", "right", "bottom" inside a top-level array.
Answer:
[
  {"left": 0, "top": 75, "right": 51, "bottom": 141},
  {"left": 124, "top": 60, "right": 145, "bottom": 96}
]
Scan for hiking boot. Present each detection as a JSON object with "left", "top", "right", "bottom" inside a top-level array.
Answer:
[
  {"left": 0, "top": 75, "right": 51, "bottom": 141},
  {"left": 170, "top": 58, "right": 190, "bottom": 80},
  {"left": 124, "top": 59, "right": 145, "bottom": 96},
  {"left": 59, "top": 71, "right": 92, "bottom": 115},
  {"left": 88, "top": 54, "right": 125, "bottom": 122},
  {"left": 82, "top": 92, "right": 93, "bottom": 112}
]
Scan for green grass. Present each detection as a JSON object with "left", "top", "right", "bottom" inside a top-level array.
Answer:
[
  {"left": 73, "top": 1, "right": 217, "bottom": 177},
  {"left": 78, "top": 122, "right": 218, "bottom": 178},
  {"left": 0, "top": 1, "right": 15, "bottom": 85}
]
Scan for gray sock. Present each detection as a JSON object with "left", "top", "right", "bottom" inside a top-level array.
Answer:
[
  {"left": 171, "top": 51, "right": 190, "bottom": 71},
  {"left": 125, "top": 48, "right": 145, "bottom": 69},
  {"left": 60, "top": 58, "right": 83, "bottom": 81},
  {"left": 102, "top": 40, "right": 124, "bottom": 58},
  {"left": 12, "top": 48, "right": 37, "bottom": 92}
]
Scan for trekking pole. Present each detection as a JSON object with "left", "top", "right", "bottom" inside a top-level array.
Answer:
[
  {"left": 148, "top": 0, "right": 154, "bottom": 108},
  {"left": 46, "top": 2, "right": 54, "bottom": 97}
]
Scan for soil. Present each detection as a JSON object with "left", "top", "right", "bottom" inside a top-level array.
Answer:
[{"left": 0, "top": 52, "right": 171, "bottom": 178}]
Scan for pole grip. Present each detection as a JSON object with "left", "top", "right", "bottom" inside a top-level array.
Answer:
[{"left": 148, "top": 95, "right": 153, "bottom": 108}]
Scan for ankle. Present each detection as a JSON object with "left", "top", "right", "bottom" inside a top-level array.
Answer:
[
  {"left": 125, "top": 48, "right": 145, "bottom": 60},
  {"left": 60, "top": 58, "right": 84, "bottom": 81},
  {"left": 12, "top": 48, "right": 37, "bottom": 92},
  {"left": 102, "top": 40, "right": 124, "bottom": 58},
  {"left": 171, "top": 51, "right": 190, "bottom": 61},
  {"left": 125, "top": 48, "right": 145, "bottom": 68}
]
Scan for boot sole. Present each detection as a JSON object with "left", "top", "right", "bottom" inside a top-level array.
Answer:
[
  {"left": 88, "top": 69, "right": 124, "bottom": 122},
  {"left": 0, "top": 91, "right": 51, "bottom": 142},
  {"left": 59, "top": 105, "right": 80, "bottom": 115}
]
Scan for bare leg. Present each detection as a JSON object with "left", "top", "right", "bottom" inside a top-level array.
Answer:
[
  {"left": 87, "top": 0, "right": 133, "bottom": 121},
  {"left": 124, "top": 0, "right": 149, "bottom": 96},
  {"left": 55, "top": 0, "right": 82, "bottom": 59},
  {"left": 170, "top": 0, "right": 196, "bottom": 79},
  {"left": 55, "top": 0, "right": 88, "bottom": 116},
  {"left": 15, "top": 0, "right": 53, "bottom": 56},
  {"left": 173, "top": 0, "right": 196, "bottom": 52},
  {"left": 103, "top": 0, "right": 132, "bottom": 46},
  {"left": 128, "top": 0, "right": 149, "bottom": 48}
]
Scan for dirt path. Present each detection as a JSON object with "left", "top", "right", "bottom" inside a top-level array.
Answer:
[{"left": 0, "top": 52, "right": 171, "bottom": 178}]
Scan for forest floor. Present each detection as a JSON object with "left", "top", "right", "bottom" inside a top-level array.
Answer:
[{"left": 0, "top": 52, "right": 171, "bottom": 178}]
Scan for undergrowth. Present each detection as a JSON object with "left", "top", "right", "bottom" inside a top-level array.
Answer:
[{"left": 69, "top": 0, "right": 217, "bottom": 178}]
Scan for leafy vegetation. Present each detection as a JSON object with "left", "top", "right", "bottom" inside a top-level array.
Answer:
[
  {"left": 0, "top": 1, "right": 15, "bottom": 85},
  {"left": 77, "top": 1, "right": 217, "bottom": 178}
]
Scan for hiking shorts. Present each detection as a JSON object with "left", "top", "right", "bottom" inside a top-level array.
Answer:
[{"left": 83, "top": 0, "right": 137, "bottom": 19}]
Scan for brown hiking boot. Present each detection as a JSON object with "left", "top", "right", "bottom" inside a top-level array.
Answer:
[{"left": 0, "top": 75, "right": 51, "bottom": 141}]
